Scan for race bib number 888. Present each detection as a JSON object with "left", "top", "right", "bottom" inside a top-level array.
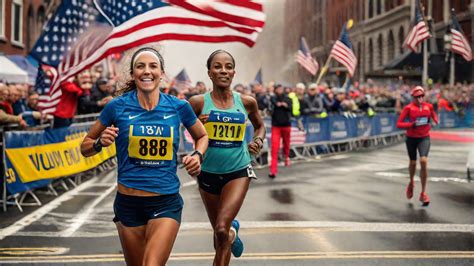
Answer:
[{"left": 128, "top": 124, "right": 173, "bottom": 164}]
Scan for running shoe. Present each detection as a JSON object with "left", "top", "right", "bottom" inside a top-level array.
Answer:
[
  {"left": 406, "top": 182, "right": 414, "bottom": 199},
  {"left": 268, "top": 173, "right": 276, "bottom": 179},
  {"left": 284, "top": 158, "right": 291, "bottom": 167},
  {"left": 231, "top": 220, "right": 243, "bottom": 257},
  {"left": 419, "top": 192, "right": 430, "bottom": 206}
]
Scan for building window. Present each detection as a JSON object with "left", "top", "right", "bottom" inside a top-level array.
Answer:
[
  {"left": 378, "top": 34, "right": 383, "bottom": 67},
  {"left": 368, "top": 39, "right": 374, "bottom": 71},
  {"left": 377, "top": 0, "right": 382, "bottom": 15},
  {"left": 388, "top": 30, "right": 395, "bottom": 61},
  {"left": 398, "top": 26, "right": 404, "bottom": 55},
  {"left": 11, "top": 0, "right": 23, "bottom": 45},
  {"left": 0, "top": 0, "right": 5, "bottom": 38},
  {"left": 369, "top": 0, "right": 374, "bottom": 18}
]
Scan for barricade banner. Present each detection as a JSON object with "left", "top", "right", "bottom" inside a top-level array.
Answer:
[
  {"left": 438, "top": 111, "right": 461, "bottom": 128},
  {"left": 304, "top": 117, "right": 330, "bottom": 142},
  {"left": 354, "top": 116, "right": 372, "bottom": 137},
  {"left": 372, "top": 113, "right": 397, "bottom": 135},
  {"left": 4, "top": 125, "right": 115, "bottom": 195},
  {"left": 329, "top": 116, "right": 350, "bottom": 140}
]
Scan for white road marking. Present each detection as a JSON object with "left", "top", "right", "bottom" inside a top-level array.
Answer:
[
  {"left": 0, "top": 171, "right": 115, "bottom": 241},
  {"left": 9, "top": 220, "right": 474, "bottom": 238},
  {"left": 61, "top": 184, "right": 116, "bottom": 237},
  {"left": 375, "top": 172, "right": 469, "bottom": 183},
  {"left": 180, "top": 221, "right": 474, "bottom": 232}
]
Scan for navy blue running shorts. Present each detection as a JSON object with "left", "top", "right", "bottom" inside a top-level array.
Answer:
[
  {"left": 113, "top": 192, "right": 183, "bottom": 227},
  {"left": 405, "top": 136, "right": 430, "bottom": 161},
  {"left": 197, "top": 164, "right": 256, "bottom": 195}
]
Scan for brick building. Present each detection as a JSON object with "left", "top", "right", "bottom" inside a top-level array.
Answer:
[{"left": 0, "top": 0, "right": 60, "bottom": 55}]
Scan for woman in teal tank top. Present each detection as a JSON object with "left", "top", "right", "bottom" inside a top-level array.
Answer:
[{"left": 189, "top": 50, "right": 265, "bottom": 265}]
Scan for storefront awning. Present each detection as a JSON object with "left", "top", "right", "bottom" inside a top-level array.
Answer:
[
  {"left": 6, "top": 55, "right": 38, "bottom": 85},
  {"left": 0, "top": 55, "right": 28, "bottom": 84}
]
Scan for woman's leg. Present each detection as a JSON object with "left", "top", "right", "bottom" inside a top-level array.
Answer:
[
  {"left": 213, "top": 177, "right": 250, "bottom": 266},
  {"left": 142, "top": 218, "right": 180, "bottom": 266},
  {"left": 199, "top": 189, "right": 221, "bottom": 250},
  {"left": 419, "top": 156, "right": 428, "bottom": 192},
  {"left": 115, "top": 222, "right": 146, "bottom": 266}
]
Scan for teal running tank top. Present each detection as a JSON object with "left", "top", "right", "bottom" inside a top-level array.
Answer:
[{"left": 201, "top": 91, "right": 251, "bottom": 174}]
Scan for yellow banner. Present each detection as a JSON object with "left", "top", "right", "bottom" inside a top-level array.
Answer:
[{"left": 5, "top": 137, "right": 116, "bottom": 183}]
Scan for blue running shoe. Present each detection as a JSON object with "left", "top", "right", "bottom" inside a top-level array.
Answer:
[{"left": 231, "top": 219, "right": 243, "bottom": 257}]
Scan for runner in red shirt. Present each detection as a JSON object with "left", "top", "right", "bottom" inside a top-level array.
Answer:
[{"left": 397, "top": 86, "right": 438, "bottom": 206}]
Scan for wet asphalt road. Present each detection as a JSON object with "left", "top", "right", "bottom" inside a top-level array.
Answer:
[{"left": 0, "top": 134, "right": 473, "bottom": 265}]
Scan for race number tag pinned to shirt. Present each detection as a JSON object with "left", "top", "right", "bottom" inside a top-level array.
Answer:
[
  {"left": 128, "top": 124, "right": 173, "bottom": 167},
  {"left": 205, "top": 110, "right": 246, "bottom": 148},
  {"left": 415, "top": 117, "right": 429, "bottom": 126}
]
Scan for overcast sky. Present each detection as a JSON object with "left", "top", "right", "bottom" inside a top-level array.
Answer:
[{"left": 157, "top": 0, "right": 288, "bottom": 89}]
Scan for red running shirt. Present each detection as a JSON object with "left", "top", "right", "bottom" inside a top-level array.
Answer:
[{"left": 397, "top": 102, "right": 438, "bottom": 138}]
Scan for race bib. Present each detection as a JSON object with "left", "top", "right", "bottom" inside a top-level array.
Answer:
[
  {"left": 205, "top": 110, "right": 246, "bottom": 148},
  {"left": 415, "top": 117, "right": 429, "bottom": 126},
  {"left": 128, "top": 124, "right": 174, "bottom": 167}
]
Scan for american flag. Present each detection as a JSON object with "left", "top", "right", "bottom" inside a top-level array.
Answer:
[
  {"left": 403, "top": 0, "right": 431, "bottom": 53},
  {"left": 34, "top": 65, "right": 58, "bottom": 95},
  {"left": 254, "top": 67, "right": 262, "bottom": 84},
  {"left": 329, "top": 23, "right": 357, "bottom": 77},
  {"left": 290, "top": 126, "right": 306, "bottom": 145},
  {"left": 295, "top": 37, "right": 318, "bottom": 76},
  {"left": 450, "top": 10, "right": 472, "bottom": 61},
  {"left": 30, "top": 0, "right": 266, "bottom": 114},
  {"left": 172, "top": 68, "right": 192, "bottom": 91}
]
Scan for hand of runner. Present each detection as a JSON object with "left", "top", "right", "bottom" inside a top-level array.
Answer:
[
  {"left": 182, "top": 154, "right": 201, "bottom": 177},
  {"left": 198, "top": 114, "right": 209, "bottom": 124},
  {"left": 101, "top": 126, "right": 119, "bottom": 147}
]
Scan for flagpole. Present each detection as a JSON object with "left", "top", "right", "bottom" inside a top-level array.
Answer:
[
  {"left": 449, "top": 49, "right": 455, "bottom": 86},
  {"left": 420, "top": 0, "right": 431, "bottom": 87},
  {"left": 315, "top": 56, "right": 332, "bottom": 85}
]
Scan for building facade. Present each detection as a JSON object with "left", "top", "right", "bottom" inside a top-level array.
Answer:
[
  {"left": 284, "top": 0, "right": 473, "bottom": 84},
  {"left": 0, "top": 0, "right": 60, "bottom": 55}
]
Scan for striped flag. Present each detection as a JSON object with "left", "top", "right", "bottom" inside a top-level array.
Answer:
[
  {"left": 30, "top": 0, "right": 266, "bottom": 114},
  {"left": 290, "top": 126, "right": 306, "bottom": 145},
  {"left": 329, "top": 23, "right": 357, "bottom": 77},
  {"left": 403, "top": 0, "right": 431, "bottom": 53},
  {"left": 450, "top": 10, "right": 472, "bottom": 61},
  {"left": 254, "top": 68, "right": 263, "bottom": 84},
  {"left": 295, "top": 37, "right": 319, "bottom": 76}
]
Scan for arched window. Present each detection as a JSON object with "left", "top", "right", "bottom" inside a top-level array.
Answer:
[
  {"left": 388, "top": 30, "right": 395, "bottom": 61},
  {"left": 398, "top": 26, "right": 405, "bottom": 54},
  {"left": 368, "top": 0, "right": 374, "bottom": 18},
  {"left": 27, "top": 5, "right": 35, "bottom": 51},
  {"left": 368, "top": 39, "right": 374, "bottom": 71},
  {"left": 378, "top": 34, "right": 383, "bottom": 67},
  {"left": 37, "top": 6, "right": 46, "bottom": 39}
]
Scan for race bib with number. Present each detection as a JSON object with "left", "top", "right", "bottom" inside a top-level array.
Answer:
[
  {"left": 415, "top": 117, "right": 429, "bottom": 126},
  {"left": 128, "top": 124, "right": 174, "bottom": 167},
  {"left": 204, "top": 110, "right": 246, "bottom": 148}
]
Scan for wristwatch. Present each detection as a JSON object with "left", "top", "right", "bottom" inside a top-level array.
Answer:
[
  {"left": 93, "top": 137, "right": 103, "bottom": 152},
  {"left": 190, "top": 150, "right": 203, "bottom": 163}
]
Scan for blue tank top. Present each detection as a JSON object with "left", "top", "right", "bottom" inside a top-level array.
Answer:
[
  {"left": 201, "top": 91, "right": 251, "bottom": 174},
  {"left": 99, "top": 91, "right": 197, "bottom": 194}
]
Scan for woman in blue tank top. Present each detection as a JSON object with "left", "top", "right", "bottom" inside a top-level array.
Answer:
[
  {"left": 80, "top": 47, "right": 208, "bottom": 265},
  {"left": 189, "top": 50, "right": 266, "bottom": 265}
]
